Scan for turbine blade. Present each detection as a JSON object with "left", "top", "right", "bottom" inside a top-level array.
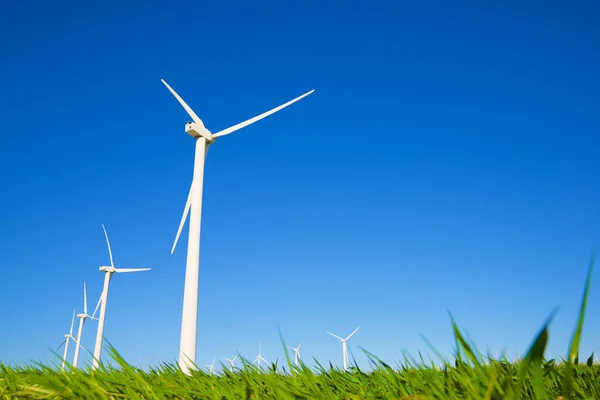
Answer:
[
  {"left": 161, "top": 79, "right": 206, "bottom": 129},
  {"left": 298, "top": 340, "right": 304, "bottom": 349},
  {"left": 211, "top": 89, "right": 315, "bottom": 138},
  {"left": 102, "top": 224, "right": 115, "bottom": 268},
  {"left": 345, "top": 326, "right": 360, "bottom": 341},
  {"left": 114, "top": 268, "right": 151, "bottom": 273},
  {"left": 91, "top": 291, "right": 103, "bottom": 319},
  {"left": 171, "top": 182, "right": 193, "bottom": 254},
  {"left": 56, "top": 340, "right": 66, "bottom": 351},
  {"left": 233, "top": 354, "right": 238, "bottom": 361},
  {"left": 83, "top": 282, "right": 88, "bottom": 315},
  {"left": 80, "top": 343, "right": 93, "bottom": 356},
  {"left": 326, "top": 332, "right": 344, "bottom": 341},
  {"left": 69, "top": 309, "right": 75, "bottom": 334}
]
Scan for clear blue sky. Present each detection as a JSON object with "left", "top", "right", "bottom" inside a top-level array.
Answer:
[{"left": 1, "top": 0, "right": 599, "bottom": 370}]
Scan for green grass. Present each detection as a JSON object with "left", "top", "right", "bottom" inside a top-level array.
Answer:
[{"left": 1, "top": 259, "right": 598, "bottom": 399}]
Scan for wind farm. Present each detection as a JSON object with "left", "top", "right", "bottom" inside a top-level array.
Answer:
[
  {"left": 0, "top": 77, "right": 598, "bottom": 398},
  {"left": 2, "top": 1, "right": 600, "bottom": 396}
]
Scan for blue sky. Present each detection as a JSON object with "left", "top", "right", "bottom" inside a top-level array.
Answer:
[{"left": 1, "top": 0, "right": 599, "bottom": 370}]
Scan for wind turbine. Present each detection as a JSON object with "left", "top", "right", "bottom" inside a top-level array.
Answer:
[
  {"left": 91, "top": 224, "right": 150, "bottom": 369},
  {"left": 327, "top": 326, "right": 360, "bottom": 371},
  {"left": 223, "top": 353, "right": 238, "bottom": 372},
  {"left": 72, "top": 282, "right": 100, "bottom": 368},
  {"left": 57, "top": 309, "right": 76, "bottom": 371},
  {"left": 287, "top": 340, "right": 304, "bottom": 366},
  {"left": 161, "top": 78, "right": 314, "bottom": 374},
  {"left": 205, "top": 357, "right": 217, "bottom": 374},
  {"left": 252, "top": 342, "right": 268, "bottom": 368}
]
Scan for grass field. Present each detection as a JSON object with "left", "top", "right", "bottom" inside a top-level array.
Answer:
[{"left": 0, "top": 260, "right": 597, "bottom": 399}]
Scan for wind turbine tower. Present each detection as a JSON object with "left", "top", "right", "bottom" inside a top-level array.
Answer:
[
  {"left": 92, "top": 225, "right": 150, "bottom": 369},
  {"left": 205, "top": 357, "right": 217, "bottom": 374},
  {"left": 252, "top": 342, "right": 269, "bottom": 368},
  {"left": 223, "top": 354, "right": 238, "bottom": 372},
  {"left": 72, "top": 282, "right": 99, "bottom": 368},
  {"left": 161, "top": 79, "right": 314, "bottom": 374},
  {"left": 327, "top": 326, "right": 360, "bottom": 371},
  {"left": 57, "top": 309, "right": 76, "bottom": 371},
  {"left": 288, "top": 340, "right": 304, "bottom": 366}
]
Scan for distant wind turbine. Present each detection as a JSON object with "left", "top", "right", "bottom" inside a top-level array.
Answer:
[
  {"left": 327, "top": 326, "right": 360, "bottom": 371},
  {"left": 72, "top": 282, "right": 100, "bottom": 368},
  {"left": 205, "top": 357, "right": 217, "bottom": 374},
  {"left": 252, "top": 342, "right": 268, "bottom": 368},
  {"left": 287, "top": 340, "right": 304, "bottom": 366},
  {"left": 223, "top": 354, "right": 238, "bottom": 372},
  {"left": 161, "top": 78, "right": 314, "bottom": 374},
  {"left": 57, "top": 309, "right": 76, "bottom": 371},
  {"left": 92, "top": 224, "right": 150, "bottom": 369}
]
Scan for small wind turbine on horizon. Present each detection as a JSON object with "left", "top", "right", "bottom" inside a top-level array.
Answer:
[
  {"left": 205, "top": 357, "right": 216, "bottom": 374},
  {"left": 57, "top": 309, "right": 76, "bottom": 371},
  {"left": 92, "top": 224, "right": 150, "bottom": 369},
  {"left": 252, "top": 342, "right": 268, "bottom": 368},
  {"left": 161, "top": 78, "right": 314, "bottom": 374},
  {"left": 327, "top": 326, "right": 360, "bottom": 371},
  {"left": 72, "top": 282, "right": 100, "bottom": 368},
  {"left": 223, "top": 353, "right": 238, "bottom": 372},
  {"left": 287, "top": 340, "right": 304, "bottom": 366}
]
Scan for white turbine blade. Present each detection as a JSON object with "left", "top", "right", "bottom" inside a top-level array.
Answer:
[
  {"left": 327, "top": 332, "right": 344, "bottom": 341},
  {"left": 69, "top": 309, "right": 76, "bottom": 334},
  {"left": 287, "top": 346, "right": 295, "bottom": 350},
  {"left": 114, "top": 268, "right": 151, "bottom": 273},
  {"left": 345, "top": 326, "right": 360, "bottom": 341},
  {"left": 83, "top": 282, "right": 88, "bottom": 315},
  {"left": 252, "top": 359, "right": 257, "bottom": 364},
  {"left": 233, "top": 354, "right": 238, "bottom": 361},
  {"left": 161, "top": 79, "right": 206, "bottom": 129},
  {"left": 298, "top": 340, "right": 304, "bottom": 349},
  {"left": 102, "top": 224, "right": 115, "bottom": 268},
  {"left": 211, "top": 89, "right": 315, "bottom": 138},
  {"left": 171, "top": 182, "right": 193, "bottom": 254},
  {"left": 91, "top": 291, "right": 103, "bottom": 319},
  {"left": 260, "top": 356, "right": 268, "bottom": 363}
]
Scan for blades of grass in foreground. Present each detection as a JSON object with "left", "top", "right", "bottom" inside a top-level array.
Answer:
[
  {"left": 277, "top": 327, "right": 294, "bottom": 375},
  {"left": 562, "top": 255, "right": 594, "bottom": 399},
  {"left": 514, "top": 309, "right": 556, "bottom": 400},
  {"left": 449, "top": 312, "right": 481, "bottom": 367}
]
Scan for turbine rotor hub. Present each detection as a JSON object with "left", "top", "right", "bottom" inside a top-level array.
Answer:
[{"left": 185, "top": 122, "right": 213, "bottom": 142}]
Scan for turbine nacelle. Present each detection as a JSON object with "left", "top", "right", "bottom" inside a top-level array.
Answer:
[
  {"left": 185, "top": 122, "right": 213, "bottom": 142},
  {"left": 99, "top": 265, "right": 115, "bottom": 273}
]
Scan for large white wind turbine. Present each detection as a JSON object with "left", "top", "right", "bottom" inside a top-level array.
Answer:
[
  {"left": 57, "top": 309, "right": 76, "bottom": 371},
  {"left": 223, "top": 353, "right": 238, "bottom": 372},
  {"left": 92, "top": 224, "right": 150, "bottom": 369},
  {"left": 287, "top": 340, "right": 304, "bottom": 366},
  {"left": 252, "top": 342, "right": 269, "bottom": 368},
  {"left": 327, "top": 326, "right": 360, "bottom": 371},
  {"left": 161, "top": 78, "right": 314, "bottom": 374},
  {"left": 72, "top": 282, "right": 99, "bottom": 368}
]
